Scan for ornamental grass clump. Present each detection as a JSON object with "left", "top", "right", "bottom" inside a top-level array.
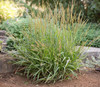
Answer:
[{"left": 12, "top": 5, "right": 89, "bottom": 83}]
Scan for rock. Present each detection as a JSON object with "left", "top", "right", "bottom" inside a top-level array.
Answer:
[
  {"left": 83, "top": 47, "right": 100, "bottom": 59},
  {"left": 76, "top": 46, "right": 100, "bottom": 59},
  {"left": 0, "top": 30, "right": 6, "bottom": 36},
  {"left": 95, "top": 67, "right": 100, "bottom": 72},
  {"left": 0, "top": 30, "right": 7, "bottom": 52},
  {"left": 0, "top": 54, "right": 16, "bottom": 73}
]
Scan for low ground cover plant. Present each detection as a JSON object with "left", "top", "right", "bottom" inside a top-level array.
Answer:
[
  {"left": 8, "top": 5, "right": 92, "bottom": 83},
  {"left": 85, "top": 56, "right": 100, "bottom": 68},
  {"left": 0, "top": 18, "right": 29, "bottom": 36},
  {"left": 0, "top": 18, "right": 30, "bottom": 50}
]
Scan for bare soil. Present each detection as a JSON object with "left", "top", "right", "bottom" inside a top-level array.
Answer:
[
  {"left": 0, "top": 53, "right": 100, "bottom": 87},
  {"left": 0, "top": 70, "right": 100, "bottom": 87}
]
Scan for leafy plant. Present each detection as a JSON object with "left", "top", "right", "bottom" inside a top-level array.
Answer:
[
  {"left": 0, "top": 0, "right": 19, "bottom": 22},
  {"left": 76, "top": 23, "right": 100, "bottom": 47},
  {"left": 0, "top": 18, "right": 29, "bottom": 36},
  {"left": 85, "top": 56, "right": 100, "bottom": 68},
  {"left": 17, "top": 0, "right": 100, "bottom": 23},
  {"left": 0, "top": 18, "right": 30, "bottom": 50},
  {"left": 10, "top": 5, "right": 90, "bottom": 83},
  {"left": 86, "top": 0, "right": 100, "bottom": 23}
]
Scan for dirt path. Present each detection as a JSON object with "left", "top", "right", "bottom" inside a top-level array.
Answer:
[{"left": 0, "top": 70, "right": 100, "bottom": 87}]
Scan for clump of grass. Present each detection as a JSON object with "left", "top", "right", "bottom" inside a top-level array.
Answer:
[{"left": 11, "top": 4, "right": 89, "bottom": 83}]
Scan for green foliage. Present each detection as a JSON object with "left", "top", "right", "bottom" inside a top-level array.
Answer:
[
  {"left": 10, "top": 6, "right": 88, "bottom": 83},
  {"left": 0, "top": 18, "right": 30, "bottom": 50},
  {"left": 0, "top": 0, "right": 18, "bottom": 22},
  {"left": 16, "top": 0, "right": 100, "bottom": 23},
  {"left": 86, "top": 0, "right": 100, "bottom": 23},
  {"left": 76, "top": 23, "right": 100, "bottom": 47},
  {"left": 91, "top": 0, "right": 100, "bottom": 11},
  {"left": 0, "top": 18, "right": 29, "bottom": 37},
  {"left": 0, "top": 18, "right": 99, "bottom": 50},
  {"left": 85, "top": 56, "right": 100, "bottom": 68}
]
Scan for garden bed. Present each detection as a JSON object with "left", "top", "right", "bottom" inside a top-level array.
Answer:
[
  {"left": 0, "top": 50, "right": 100, "bottom": 87},
  {"left": 0, "top": 46, "right": 100, "bottom": 73},
  {"left": 0, "top": 0, "right": 100, "bottom": 86},
  {"left": 0, "top": 70, "right": 100, "bottom": 87}
]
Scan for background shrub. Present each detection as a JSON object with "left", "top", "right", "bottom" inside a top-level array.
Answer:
[
  {"left": 15, "top": 0, "right": 100, "bottom": 23},
  {"left": 76, "top": 23, "right": 100, "bottom": 47},
  {"left": 0, "top": 18, "right": 29, "bottom": 37},
  {"left": 0, "top": 18, "right": 30, "bottom": 50},
  {"left": 0, "top": 0, "right": 18, "bottom": 22}
]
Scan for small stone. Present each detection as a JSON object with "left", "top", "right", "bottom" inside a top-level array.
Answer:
[
  {"left": 0, "top": 30, "right": 6, "bottom": 36},
  {"left": 36, "top": 84, "right": 39, "bottom": 86},
  {"left": 95, "top": 67, "right": 100, "bottom": 72}
]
